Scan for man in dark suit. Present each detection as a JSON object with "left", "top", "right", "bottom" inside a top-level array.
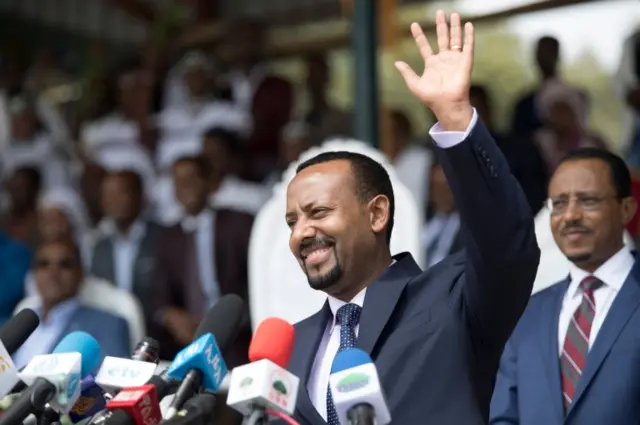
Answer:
[
  {"left": 152, "top": 155, "right": 253, "bottom": 362},
  {"left": 90, "top": 170, "right": 164, "bottom": 319},
  {"left": 13, "top": 238, "right": 130, "bottom": 368},
  {"left": 282, "top": 11, "right": 540, "bottom": 425},
  {"left": 490, "top": 149, "right": 640, "bottom": 425}
]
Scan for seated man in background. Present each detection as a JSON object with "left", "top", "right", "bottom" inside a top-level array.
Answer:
[{"left": 13, "top": 238, "right": 130, "bottom": 368}]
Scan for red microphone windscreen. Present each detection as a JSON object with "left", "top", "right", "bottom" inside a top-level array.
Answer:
[{"left": 248, "top": 317, "right": 295, "bottom": 368}]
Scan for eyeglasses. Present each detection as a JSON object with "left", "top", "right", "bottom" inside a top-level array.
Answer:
[
  {"left": 34, "top": 258, "right": 77, "bottom": 270},
  {"left": 545, "top": 194, "right": 619, "bottom": 216}
]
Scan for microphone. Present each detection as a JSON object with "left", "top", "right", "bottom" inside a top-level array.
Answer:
[
  {"left": 328, "top": 348, "right": 390, "bottom": 425},
  {"left": 104, "top": 384, "right": 162, "bottom": 425},
  {"left": 227, "top": 317, "right": 299, "bottom": 424},
  {"left": 156, "top": 393, "right": 215, "bottom": 425},
  {"left": 95, "top": 338, "right": 160, "bottom": 394},
  {"left": 68, "top": 374, "right": 108, "bottom": 424},
  {"left": 0, "top": 331, "right": 101, "bottom": 425},
  {"left": 0, "top": 309, "right": 40, "bottom": 354},
  {"left": 164, "top": 294, "right": 245, "bottom": 418}
]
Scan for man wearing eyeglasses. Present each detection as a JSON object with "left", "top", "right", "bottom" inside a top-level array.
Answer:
[
  {"left": 12, "top": 238, "right": 130, "bottom": 368},
  {"left": 490, "top": 147, "right": 640, "bottom": 425}
]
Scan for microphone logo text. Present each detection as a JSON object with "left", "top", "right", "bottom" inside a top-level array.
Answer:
[
  {"left": 268, "top": 370, "right": 291, "bottom": 409},
  {"left": 336, "top": 373, "right": 370, "bottom": 393}
]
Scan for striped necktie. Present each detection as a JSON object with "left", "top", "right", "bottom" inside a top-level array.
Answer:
[{"left": 560, "top": 275, "right": 603, "bottom": 411}]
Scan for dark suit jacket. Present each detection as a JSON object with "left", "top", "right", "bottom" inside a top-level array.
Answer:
[
  {"left": 59, "top": 306, "right": 131, "bottom": 366},
  {"left": 490, "top": 260, "right": 640, "bottom": 425},
  {"left": 90, "top": 220, "right": 164, "bottom": 316},
  {"left": 286, "top": 120, "right": 540, "bottom": 425},
  {"left": 152, "top": 209, "right": 253, "bottom": 364}
]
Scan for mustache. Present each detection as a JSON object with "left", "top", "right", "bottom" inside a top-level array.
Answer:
[
  {"left": 561, "top": 224, "right": 591, "bottom": 235},
  {"left": 299, "top": 237, "right": 335, "bottom": 252}
]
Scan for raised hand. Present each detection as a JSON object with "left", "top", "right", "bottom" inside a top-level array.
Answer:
[{"left": 395, "top": 10, "right": 474, "bottom": 131}]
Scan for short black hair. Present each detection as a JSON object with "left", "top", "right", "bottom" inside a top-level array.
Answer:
[
  {"left": 173, "top": 155, "right": 213, "bottom": 180},
  {"left": 556, "top": 148, "right": 631, "bottom": 198},
  {"left": 296, "top": 151, "right": 395, "bottom": 245},
  {"left": 537, "top": 36, "right": 560, "bottom": 54},
  {"left": 203, "top": 127, "right": 244, "bottom": 157}
]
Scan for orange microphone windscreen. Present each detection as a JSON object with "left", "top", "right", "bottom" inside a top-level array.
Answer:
[{"left": 248, "top": 317, "right": 295, "bottom": 368}]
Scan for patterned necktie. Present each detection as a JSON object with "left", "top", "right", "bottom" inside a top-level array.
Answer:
[
  {"left": 327, "top": 303, "right": 362, "bottom": 425},
  {"left": 560, "top": 275, "right": 603, "bottom": 411}
]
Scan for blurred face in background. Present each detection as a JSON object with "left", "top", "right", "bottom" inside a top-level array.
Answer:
[
  {"left": 548, "top": 100, "right": 581, "bottom": 135},
  {"left": 536, "top": 37, "right": 559, "bottom": 79},
  {"left": 172, "top": 159, "right": 209, "bottom": 216},
  {"left": 39, "top": 207, "right": 73, "bottom": 241},
  {"left": 34, "top": 240, "right": 83, "bottom": 308},
  {"left": 117, "top": 70, "right": 151, "bottom": 118},
  {"left": 11, "top": 107, "right": 38, "bottom": 141},
  {"left": 6, "top": 168, "right": 40, "bottom": 212},
  {"left": 549, "top": 158, "right": 636, "bottom": 271},
  {"left": 184, "top": 65, "right": 212, "bottom": 98},
  {"left": 101, "top": 172, "right": 143, "bottom": 227},
  {"left": 203, "top": 134, "right": 235, "bottom": 178}
]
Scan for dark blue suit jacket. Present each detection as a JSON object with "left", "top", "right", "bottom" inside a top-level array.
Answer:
[
  {"left": 56, "top": 306, "right": 131, "bottom": 363},
  {"left": 490, "top": 260, "right": 640, "bottom": 425},
  {"left": 285, "top": 120, "right": 540, "bottom": 425}
]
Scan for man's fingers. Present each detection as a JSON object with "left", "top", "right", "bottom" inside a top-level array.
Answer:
[
  {"left": 411, "top": 22, "right": 433, "bottom": 63},
  {"left": 395, "top": 61, "right": 421, "bottom": 92},
  {"left": 435, "top": 10, "right": 450, "bottom": 52},
  {"left": 449, "top": 13, "right": 463, "bottom": 50}
]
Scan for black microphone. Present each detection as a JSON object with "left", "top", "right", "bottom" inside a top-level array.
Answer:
[
  {"left": 164, "top": 294, "right": 245, "bottom": 418},
  {"left": 0, "top": 308, "right": 40, "bottom": 354},
  {"left": 160, "top": 393, "right": 216, "bottom": 425}
]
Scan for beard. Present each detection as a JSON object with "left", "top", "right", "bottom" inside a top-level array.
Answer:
[{"left": 302, "top": 246, "right": 343, "bottom": 291}]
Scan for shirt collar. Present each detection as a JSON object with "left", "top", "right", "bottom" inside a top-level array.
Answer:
[
  {"left": 567, "top": 245, "right": 635, "bottom": 299},
  {"left": 181, "top": 209, "right": 214, "bottom": 233},
  {"left": 103, "top": 219, "right": 147, "bottom": 242},
  {"left": 35, "top": 297, "right": 81, "bottom": 325}
]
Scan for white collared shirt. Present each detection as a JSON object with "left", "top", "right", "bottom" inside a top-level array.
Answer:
[
  {"left": 308, "top": 289, "right": 367, "bottom": 420},
  {"left": 106, "top": 220, "right": 146, "bottom": 293},
  {"left": 181, "top": 209, "right": 220, "bottom": 308},
  {"left": 557, "top": 246, "right": 635, "bottom": 352},
  {"left": 306, "top": 111, "right": 477, "bottom": 418}
]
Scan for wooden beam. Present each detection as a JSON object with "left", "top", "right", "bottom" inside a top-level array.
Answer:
[{"left": 178, "top": 0, "right": 603, "bottom": 57}]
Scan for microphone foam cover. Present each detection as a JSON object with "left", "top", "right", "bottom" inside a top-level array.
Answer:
[
  {"left": 0, "top": 308, "right": 40, "bottom": 354},
  {"left": 248, "top": 317, "right": 295, "bottom": 368},
  {"left": 331, "top": 348, "right": 371, "bottom": 374},
  {"left": 53, "top": 331, "right": 101, "bottom": 376},
  {"left": 195, "top": 294, "right": 245, "bottom": 353}
]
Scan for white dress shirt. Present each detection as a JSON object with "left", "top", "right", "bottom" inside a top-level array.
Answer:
[
  {"left": 306, "top": 110, "right": 479, "bottom": 418},
  {"left": 557, "top": 246, "right": 635, "bottom": 352},
  {"left": 181, "top": 210, "right": 220, "bottom": 307},
  {"left": 110, "top": 220, "right": 147, "bottom": 293}
]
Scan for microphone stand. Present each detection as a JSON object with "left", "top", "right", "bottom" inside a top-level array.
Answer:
[{"left": 36, "top": 407, "right": 60, "bottom": 425}]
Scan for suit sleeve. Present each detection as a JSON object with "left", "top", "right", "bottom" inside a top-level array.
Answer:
[
  {"left": 430, "top": 112, "right": 540, "bottom": 351},
  {"left": 490, "top": 339, "right": 520, "bottom": 425}
]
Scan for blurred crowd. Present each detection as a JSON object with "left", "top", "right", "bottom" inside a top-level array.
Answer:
[{"left": 0, "top": 16, "right": 638, "bottom": 379}]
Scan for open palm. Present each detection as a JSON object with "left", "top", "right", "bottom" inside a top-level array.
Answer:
[{"left": 395, "top": 11, "right": 474, "bottom": 112}]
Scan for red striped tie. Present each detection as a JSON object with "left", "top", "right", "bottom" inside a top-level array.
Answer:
[{"left": 560, "top": 275, "right": 602, "bottom": 411}]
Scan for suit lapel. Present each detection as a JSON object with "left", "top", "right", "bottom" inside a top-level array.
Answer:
[
  {"left": 290, "top": 304, "right": 332, "bottom": 425},
  {"left": 568, "top": 261, "right": 640, "bottom": 416},
  {"left": 357, "top": 253, "right": 421, "bottom": 355},
  {"left": 538, "top": 278, "right": 568, "bottom": 420}
]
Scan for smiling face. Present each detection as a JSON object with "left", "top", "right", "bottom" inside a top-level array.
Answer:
[
  {"left": 549, "top": 158, "right": 636, "bottom": 271},
  {"left": 286, "top": 159, "right": 391, "bottom": 299}
]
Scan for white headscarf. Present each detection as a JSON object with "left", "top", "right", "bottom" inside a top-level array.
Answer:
[{"left": 38, "top": 187, "right": 90, "bottom": 237}]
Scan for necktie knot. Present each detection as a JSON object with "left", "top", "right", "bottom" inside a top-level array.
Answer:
[
  {"left": 336, "top": 303, "right": 361, "bottom": 328},
  {"left": 580, "top": 276, "right": 603, "bottom": 293}
]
